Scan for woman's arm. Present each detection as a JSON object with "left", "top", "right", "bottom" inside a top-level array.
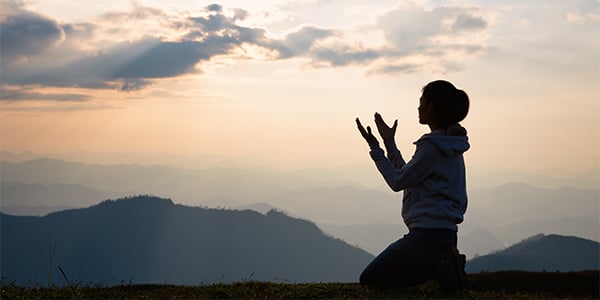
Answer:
[
  {"left": 382, "top": 138, "right": 405, "bottom": 169},
  {"left": 370, "top": 140, "right": 440, "bottom": 192},
  {"left": 358, "top": 115, "right": 438, "bottom": 191}
]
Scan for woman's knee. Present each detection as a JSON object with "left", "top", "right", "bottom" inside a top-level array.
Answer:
[
  {"left": 359, "top": 261, "right": 399, "bottom": 287},
  {"left": 359, "top": 263, "right": 376, "bottom": 285},
  {"left": 359, "top": 268, "right": 388, "bottom": 287}
]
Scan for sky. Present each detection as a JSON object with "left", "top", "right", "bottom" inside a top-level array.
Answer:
[{"left": 1, "top": 0, "right": 599, "bottom": 188}]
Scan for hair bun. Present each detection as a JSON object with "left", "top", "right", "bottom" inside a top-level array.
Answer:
[{"left": 446, "top": 123, "right": 467, "bottom": 136}]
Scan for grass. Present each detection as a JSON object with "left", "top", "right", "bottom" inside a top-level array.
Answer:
[{"left": 2, "top": 271, "right": 598, "bottom": 299}]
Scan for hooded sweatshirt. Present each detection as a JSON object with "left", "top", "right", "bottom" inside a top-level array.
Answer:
[{"left": 369, "top": 125, "right": 470, "bottom": 231}]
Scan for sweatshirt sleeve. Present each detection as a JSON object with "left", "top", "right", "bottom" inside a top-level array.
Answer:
[
  {"left": 382, "top": 138, "right": 406, "bottom": 168},
  {"left": 369, "top": 140, "right": 440, "bottom": 192}
]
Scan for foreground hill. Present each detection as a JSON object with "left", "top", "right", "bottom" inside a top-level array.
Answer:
[
  {"left": 2, "top": 271, "right": 599, "bottom": 299},
  {"left": 466, "top": 234, "right": 599, "bottom": 272},
  {"left": 1, "top": 196, "right": 373, "bottom": 286}
]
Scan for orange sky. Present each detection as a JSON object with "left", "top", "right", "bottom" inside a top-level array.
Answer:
[{"left": 1, "top": 0, "right": 598, "bottom": 188}]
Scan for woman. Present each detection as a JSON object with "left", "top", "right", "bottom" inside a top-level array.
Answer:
[{"left": 356, "top": 80, "right": 469, "bottom": 291}]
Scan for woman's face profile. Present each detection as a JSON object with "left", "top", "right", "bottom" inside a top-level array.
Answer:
[{"left": 418, "top": 96, "right": 432, "bottom": 125}]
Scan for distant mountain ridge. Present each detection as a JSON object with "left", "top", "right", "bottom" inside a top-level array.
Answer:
[
  {"left": 0, "top": 181, "right": 121, "bottom": 216},
  {"left": 1, "top": 195, "right": 373, "bottom": 286},
  {"left": 466, "top": 234, "right": 600, "bottom": 273},
  {"left": 2, "top": 157, "right": 598, "bottom": 259}
]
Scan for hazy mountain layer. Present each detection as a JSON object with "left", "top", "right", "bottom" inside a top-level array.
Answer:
[{"left": 1, "top": 158, "right": 598, "bottom": 259}]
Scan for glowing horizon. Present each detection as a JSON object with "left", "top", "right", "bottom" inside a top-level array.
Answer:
[{"left": 1, "top": 0, "right": 598, "bottom": 186}]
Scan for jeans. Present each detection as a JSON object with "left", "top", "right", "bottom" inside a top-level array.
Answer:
[{"left": 359, "top": 227, "right": 457, "bottom": 288}]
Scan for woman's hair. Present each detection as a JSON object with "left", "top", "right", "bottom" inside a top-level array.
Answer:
[{"left": 422, "top": 80, "right": 469, "bottom": 128}]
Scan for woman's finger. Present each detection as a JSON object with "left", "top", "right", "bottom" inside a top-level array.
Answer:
[{"left": 356, "top": 118, "right": 367, "bottom": 136}]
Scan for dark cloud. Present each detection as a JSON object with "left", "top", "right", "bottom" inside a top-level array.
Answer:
[
  {"left": 452, "top": 14, "right": 487, "bottom": 31},
  {"left": 110, "top": 40, "right": 209, "bottom": 79},
  {"left": 183, "top": 7, "right": 267, "bottom": 44},
  {"left": 189, "top": 14, "right": 230, "bottom": 33},
  {"left": 62, "top": 22, "right": 96, "bottom": 39},
  {"left": 118, "top": 79, "right": 151, "bottom": 92},
  {"left": 311, "top": 47, "right": 379, "bottom": 66},
  {"left": 206, "top": 4, "right": 223, "bottom": 12},
  {"left": 0, "top": 7, "right": 64, "bottom": 60},
  {"left": 4, "top": 38, "right": 203, "bottom": 89},
  {"left": 369, "top": 63, "right": 419, "bottom": 75},
  {"left": 1, "top": 4, "right": 277, "bottom": 92},
  {"left": 1, "top": 88, "right": 92, "bottom": 102}
]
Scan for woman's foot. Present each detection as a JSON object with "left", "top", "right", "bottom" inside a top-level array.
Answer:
[{"left": 435, "top": 247, "right": 467, "bottom": 293}]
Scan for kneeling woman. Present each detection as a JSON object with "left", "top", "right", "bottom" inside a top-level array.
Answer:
[{"left": 356, "top": 80, "right": 470, "bottom": 291}]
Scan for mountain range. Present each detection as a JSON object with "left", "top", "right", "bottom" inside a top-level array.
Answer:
[
  {"left": 1, "top": 157, "right": 598, "bottom": 259},
  {"left": 1, "top": 196, "right": 373, "bottom": 286},
  {"left": 2, "top": 194, "right": 597, "bottom": 287},
  {"left": 466, "top": 234, "right": 600, "bottom": 273}
]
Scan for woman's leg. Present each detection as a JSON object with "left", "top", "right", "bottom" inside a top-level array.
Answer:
[{"left": 359, "top": 228, "right": 456, "bottom": 289}]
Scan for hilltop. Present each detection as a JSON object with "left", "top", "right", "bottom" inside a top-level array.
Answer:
[
  {"left": 466, "top": 233, "right": 599, "bottom": 272},
  {"left": 1, "top": 195, "right": 373, "bottom": 286}
]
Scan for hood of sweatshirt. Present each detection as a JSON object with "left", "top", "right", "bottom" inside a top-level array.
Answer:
[{"left": 416, "top": 124, "right": 470, "bottom": 158}]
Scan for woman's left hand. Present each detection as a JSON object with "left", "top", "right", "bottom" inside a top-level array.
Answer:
[{"left": 356, "top": 117, "right": 379, "bottom": 149}]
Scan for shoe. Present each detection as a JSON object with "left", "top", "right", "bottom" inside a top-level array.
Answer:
[{"left": 434, "top": 247, "right": 467, "bottom": 293}]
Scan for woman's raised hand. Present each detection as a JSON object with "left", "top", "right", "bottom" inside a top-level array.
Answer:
[
  {"left": 374, "top": 112, "right": 397, "bottom": 140},
  {"left": 356, "top": 117, "right": 379, "bottom": 149}
]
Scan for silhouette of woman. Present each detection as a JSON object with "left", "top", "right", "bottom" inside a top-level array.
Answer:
[{"left": 356, "top": 80, "right": 469, "bottom": 291}]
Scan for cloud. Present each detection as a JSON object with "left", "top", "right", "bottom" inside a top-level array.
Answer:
[
  {"left": 275, "top": 4, "right": 490, "bottom": 72},
  {"left": 109, "top": 40, "right": 209, "bottom": 79},
  {"left": 4, "top": 38, "right": 208, "bottom": 89},
  {"left": 99, "top": 1, "right": 166, "bottom": 22},
  {"left": 270, "top": 26, "right": 334, "bottom": 58},
  {"left": 1, "top": 3, "right": 341, "bottom": 93},
  {"left": 206, "top": 3, "right": 223, "bottom": 13},
  {"left": 118, "top": 79, "right": 152, "bottom": 92},
  {"left": 0, "top": 2, "right": 492, "bottom": 96},
  {"left": 352, "top": 4, "right": 490, "bottom": 75},
  {"left": 452, "top": 13, "right": 487, "bottom": 31},
  {"left": 0, "top": 3, "right": 64, "bottom": 61},
  {"left": 378, "top": 5, "right": 488, "bottom": 50},
  {"left": 1, "top": 88, "right": 92, "bottom": 102},
  {"left": 62, "top": 22, "right": 96, "bottom": 40},
  {"left": 311, "top": 47, "right": 380, "bottom": 66},
  {"left": 1, "top": 4, "right": 278, "bottom": 92},
  {"left": 182, "top": 10, "right": 269, "bottom": 44},
  {"left": 367, "top": 63, "right": 419, "bottom": 76}
]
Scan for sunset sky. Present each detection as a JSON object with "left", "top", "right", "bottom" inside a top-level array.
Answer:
[{"left": 1, "top": 0, "right": 598, "bottom": 187}]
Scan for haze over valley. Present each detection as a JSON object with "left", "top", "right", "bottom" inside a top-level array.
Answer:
[{"left": 2, "top": 152, "right": 597, "bottom": 259}]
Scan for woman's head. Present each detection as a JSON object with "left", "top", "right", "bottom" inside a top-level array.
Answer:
[{"left": 418, "top": 80, "right": 469, "bottom": 129}]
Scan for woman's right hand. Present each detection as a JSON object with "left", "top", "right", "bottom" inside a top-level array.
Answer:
[{"left": 374, "top": 112, "right": 397, "bottom": 140}]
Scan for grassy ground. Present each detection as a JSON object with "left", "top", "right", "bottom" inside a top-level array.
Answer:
[{"left": 2, "top": 271, "right": 598, "bottom": 299}]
